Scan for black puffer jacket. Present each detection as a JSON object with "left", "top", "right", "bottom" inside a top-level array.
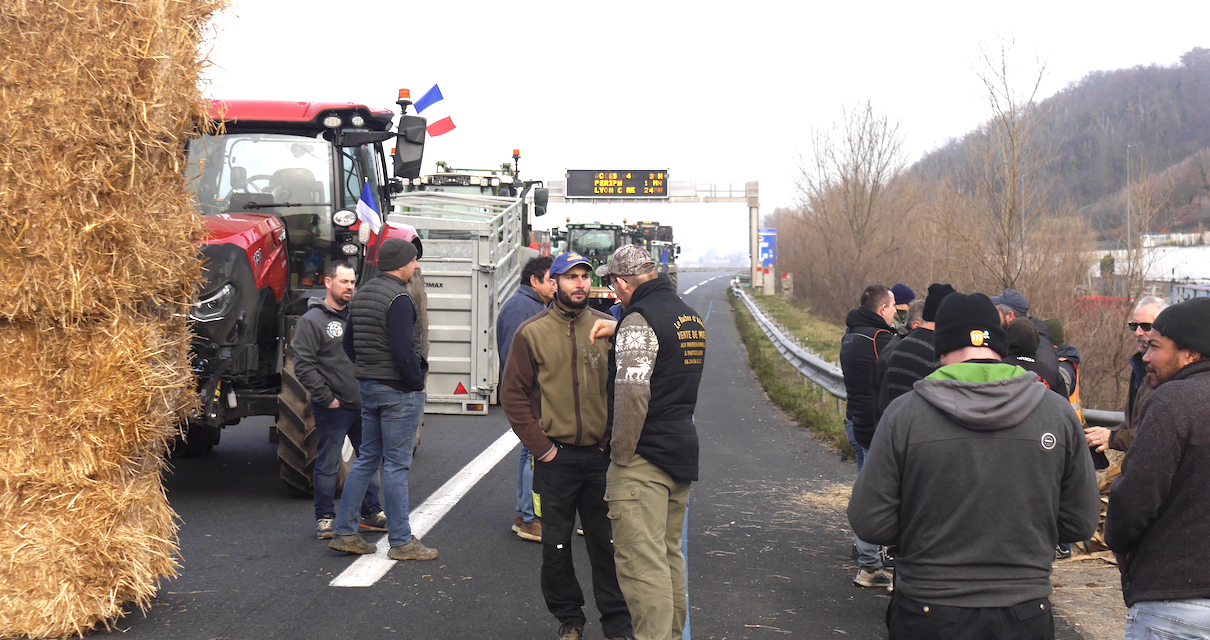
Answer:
[{"left": 839, "top": 307, "right": 894, "bottom": 450}]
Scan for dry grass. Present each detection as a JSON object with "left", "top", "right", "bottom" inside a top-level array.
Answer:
[{"left": 0, "top": 1, "right": 222, "bottom": 636}]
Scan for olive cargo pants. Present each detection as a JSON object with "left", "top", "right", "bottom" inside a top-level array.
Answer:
[{"left": 606, "top": 454, "right": 691, "bottom": 640}]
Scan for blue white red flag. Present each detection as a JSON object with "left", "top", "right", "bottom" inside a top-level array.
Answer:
[
  {"left": 356, "top": 182, "right": 382, "bottom": 235},
  {"left": 414, "top": 84, "right": 456, "bottom": 136}
]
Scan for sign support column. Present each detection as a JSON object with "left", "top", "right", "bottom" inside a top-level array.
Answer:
[{"left": 747, "top": 181, "right": 760, "bottom": 288}]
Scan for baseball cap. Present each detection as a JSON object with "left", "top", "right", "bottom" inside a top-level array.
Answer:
[
  {"left": 549, "top": 251, "right": 592, "bottom": 276},
  {"left": 595, "top": 245, "right": 655, "bottom": 278},
  {"left": 989, "top": 288, "right": 1029, "bottom": 316}
]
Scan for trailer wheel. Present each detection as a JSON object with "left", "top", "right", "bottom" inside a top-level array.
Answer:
[
  {"left": 277, "top": 356, "right": 317, "bottom": 496},
  {"left": 171, "top": 420, "right": 219, "bottom": 457}
]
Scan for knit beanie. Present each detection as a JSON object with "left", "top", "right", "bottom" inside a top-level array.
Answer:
[
  {"left": 934, "top": 292, "right": 1009, "bottom": 357},
  {"left": 1006, "top": 318, "right": 1040, "bottom": 357},
  {"left": 891, "top": 284, "right": 915, "bottom": 306},
  {"left": 378, "top": 238, "right": 418, "bottom": 271},
  {"left": 922, "top": 283, "right": 957, "bottom": 323},
  {"left": 1043, "top": 318, "right": 1065, "bottom": 346},
  {"left": 1152, "top": 297, "right": 1210, "bottom": 356}
]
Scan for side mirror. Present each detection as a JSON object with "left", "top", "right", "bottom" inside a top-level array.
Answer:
[
  {"left": 229, "top": 166, "right": 247, "bottom": 190},
  {"left": 533, "top": 187, "right": 549, "bottom": 217},
  {"left": 394, "top": 115, "right": 427, "bottom": 179},
  {"left": 388, "top": 177, "right": 406, "bottom": 195}
]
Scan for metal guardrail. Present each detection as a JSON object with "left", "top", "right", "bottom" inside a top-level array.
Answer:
[{"left": 731, "top": 285, "right": 1126, "bottom": 428}]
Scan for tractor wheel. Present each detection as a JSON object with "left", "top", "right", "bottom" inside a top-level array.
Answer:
[
  {"left": 277, "top": 356, "right": 317, "bottom": 497},
  {"left": 669, "top": 271, "right": 679, "bottom": 292},
  {"left": 171, "top": 420, "right": 219, "bottom": 457},
  {"left": 277, "top": 355, "right": 354, "bottom": 497}
]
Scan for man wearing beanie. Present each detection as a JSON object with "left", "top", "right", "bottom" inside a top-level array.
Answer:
[
  {"left": 849, "top": 292, "right": 1099, "bottom": 639},
  {"left": 877, "top": 284, "right": 955, "bottom": 415},
  {"left": 1105, "top": 297, "right": 1210, "bottom": 638},
  {"left": 329, "top": 238, "right": 438, "bottom": 562},
  {"left": 890, "top": 284, "right": 916, "bottom": 333}
]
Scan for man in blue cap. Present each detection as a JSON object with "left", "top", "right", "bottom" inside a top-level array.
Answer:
[
  {"left": 502, "top": 251, "right": 633, "bottom": 640},
  {"left": 991, "top": 288, "right": 1061, "bottom": 379}
]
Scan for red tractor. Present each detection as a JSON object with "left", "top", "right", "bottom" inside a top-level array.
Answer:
[{"left": 182, "top": 90, "right": 428, "bottom": 494}]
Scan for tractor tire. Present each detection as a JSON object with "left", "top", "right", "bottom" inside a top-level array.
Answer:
[
  {"left": 669, "top": 271, "right": 679, "bottom": 292},
  {"left": 171, "top": 420, "right": 219, "bottom": 457},
  {"left": 277, "top": 356, "right": 317, "bottom": 497},
  {"left": 277, "top": 355, "right": 355, "bottom": 497}
]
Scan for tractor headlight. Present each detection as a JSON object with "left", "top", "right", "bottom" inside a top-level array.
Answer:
[
  {"left": 322, "top": 115, "right": 342, "bottom": 128},
  {"left": 350, "top": 114, "right": 366, "bottom": 127},
  {"left": 341, "top": 243, "right": 360, "bottom": 256},
  {"left": 190, "top": 283, "right": 237, "bottom": 323},
  {"left": 333, "top": 209, "right": 357, "bottom": 227}
]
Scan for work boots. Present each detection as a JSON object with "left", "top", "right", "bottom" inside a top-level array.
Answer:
[
  {"left": 328, "top": 533, "right": 377, "bottom": 555},
  {"left": 387, "top": 538, "right": 438, "bottom": 561}
]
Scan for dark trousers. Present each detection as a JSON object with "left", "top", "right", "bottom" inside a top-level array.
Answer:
[
  {"left": 533, "top": 443, "right": 633, "bottom": 638},
  {"left": 887, "top": 591, "right": 1054, "bottom": 640},
  {"left": 312, "top": 403, "right": 381, "bottom": 520}
]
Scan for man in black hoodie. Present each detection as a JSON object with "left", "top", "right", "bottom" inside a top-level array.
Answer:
[
  {"left": 292, "top": 260, "right": 385, "bottom": 540},
  {"left": 849, "top": 292, "right": 1099, "bottom": 639},
  {"left": 1105, "top": 298, "right": 1210, "bottom": 640},
  {"left": 839, "top": 284, "right": 896, "bottom": 588}
]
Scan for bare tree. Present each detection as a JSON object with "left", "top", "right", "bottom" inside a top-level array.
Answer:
[{"left": 791, "top": 101, "right": 913, "bottom": 318}]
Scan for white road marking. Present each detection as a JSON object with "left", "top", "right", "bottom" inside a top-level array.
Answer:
[
  {"left": 330, "top": 428, "right": 521, "bottom": 587},
  {"left": 683, "top": 275, "right": 723, "bottom": 295}
]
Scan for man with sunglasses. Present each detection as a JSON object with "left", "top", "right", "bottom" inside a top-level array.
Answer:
[{"left": 1085, "top": 296, "right": 1169, "bottom": 452}]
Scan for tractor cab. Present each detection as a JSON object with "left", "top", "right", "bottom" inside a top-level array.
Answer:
[{"left": 178, "top": 91, "right": 427, "bottom": 459}]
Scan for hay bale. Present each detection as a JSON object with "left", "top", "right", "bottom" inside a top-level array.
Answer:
[{"left": 0, "top": 0, "right": 222, "bottom": 636}]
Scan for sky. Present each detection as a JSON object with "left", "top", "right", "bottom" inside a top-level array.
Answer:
[{"left": 202, "top": 1, "right": 1207, "bottom": 263}]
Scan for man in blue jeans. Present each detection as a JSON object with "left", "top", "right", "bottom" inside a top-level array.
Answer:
[
  {"left": 496, "top": 254, "right": 555, "bottom": 542},
  {"left": 291, "top": 260, "right": 386, "bottom": 539},
  {"left": 330, "top": 238, "right": 437, "bottom": 562}
]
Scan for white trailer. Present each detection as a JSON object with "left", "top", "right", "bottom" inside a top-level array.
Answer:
[{"left": 387, "top": 191, "right": 531, "bottom": 414}]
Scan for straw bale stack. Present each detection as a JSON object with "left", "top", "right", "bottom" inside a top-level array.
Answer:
[{"left": 0, "top": 0, "right": 222, "bottom": 636}]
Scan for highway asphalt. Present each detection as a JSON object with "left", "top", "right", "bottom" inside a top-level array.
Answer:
[{"left": 104, "top": 270, "right": 1084, "bottom": 639}]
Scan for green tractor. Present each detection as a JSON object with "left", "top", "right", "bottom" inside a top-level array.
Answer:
[{"left": 626, "top": 221, "right": 680, "bottom": 290}]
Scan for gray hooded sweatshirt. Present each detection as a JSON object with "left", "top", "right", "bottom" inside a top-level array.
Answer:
[
  {"left": 848, "top": 362, "right": 1100, "bottom": 608},
  {"left": 293, "top": 297, "right": 360, "bottom": 409}
]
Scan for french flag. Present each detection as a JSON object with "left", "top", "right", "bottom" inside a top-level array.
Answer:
[
  {"left": 413, "top": 84, "right": 456, "bottom": 137},
  {"left": 356, "top": 182, "right": 382, "bottom": 235}
]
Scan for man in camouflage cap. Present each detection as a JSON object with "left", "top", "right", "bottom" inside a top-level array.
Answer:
[{"left": 598, "top": 244, "right": 706, "bottom": 640}]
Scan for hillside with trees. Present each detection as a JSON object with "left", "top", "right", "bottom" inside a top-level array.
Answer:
[{"left": 915, "top": 46, "right": 1210, "bottom": 237}]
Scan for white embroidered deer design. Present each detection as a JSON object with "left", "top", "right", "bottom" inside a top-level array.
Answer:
[{"left": 625, "top": 356, "right": 652, "bottom": 381}]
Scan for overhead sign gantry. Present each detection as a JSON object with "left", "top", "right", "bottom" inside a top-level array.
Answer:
[{"left": 565, "top": 169, "right": 669, "bottom": 198}]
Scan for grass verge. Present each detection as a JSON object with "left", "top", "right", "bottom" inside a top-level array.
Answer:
[
  {"left": 729, "top": 289, "right": 851, "bottom": 457},
  {"left": 749, "top": 292, "right": 845, "bottom": 362}
]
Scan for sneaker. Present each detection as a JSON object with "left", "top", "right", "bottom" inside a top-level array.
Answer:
[
  {"left": 516, "top": 518, "right": 542, "bottom": 542},
  {"left": 1055, "top": 545, "right": 1072, "bottom": 560},
  {"left": 556, "top": 619, "right": 584, "bottom": 640},
  {"left": 854, "top": 568, "right": 893, "bottom": 589},
  {"left": 315, "top": 517, "right": 335, "bottom": 540},
  {"left": 328, "top": 533, "right": 377, "bottom": 555},
  {"left": 512, "top": 516, "right": 524, "bottom": 533},
  {"left": 387, "top": 538, "right": 438, "bottom": 561},
  {"left": 359, "top": 511, "right": 388, "bottom": 532}
]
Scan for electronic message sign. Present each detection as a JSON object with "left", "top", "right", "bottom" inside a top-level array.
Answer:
[{"left": 565, "top": 169, "right": 669, "bottom": 199}]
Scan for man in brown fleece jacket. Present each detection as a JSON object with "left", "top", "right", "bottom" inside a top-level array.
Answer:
[{"left": 501, "top": 251, "right": 633, "bottom": 640}]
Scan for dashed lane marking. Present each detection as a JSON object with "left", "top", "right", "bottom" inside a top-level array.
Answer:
[
  {"left": 330, "top": 429, "right": 521, "bottom": 587},
  {"left": 683, "top": 275, "right": 724, "bottom": 295}
]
